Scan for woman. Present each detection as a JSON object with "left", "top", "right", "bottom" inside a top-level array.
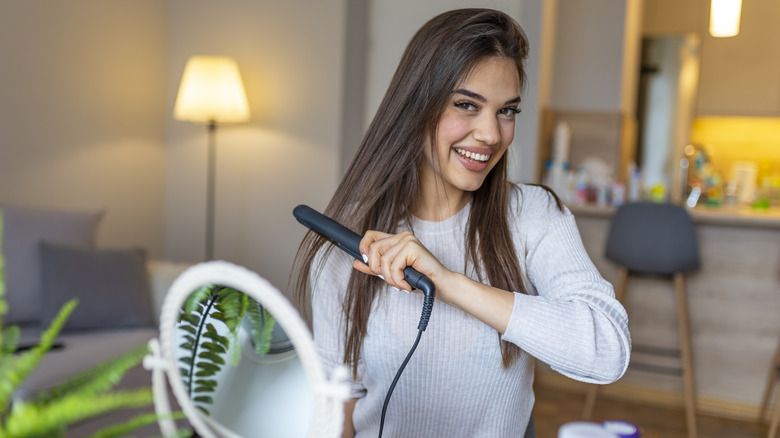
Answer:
[{"left": 294, "top": 8, "right": 630, "bottom": 437}]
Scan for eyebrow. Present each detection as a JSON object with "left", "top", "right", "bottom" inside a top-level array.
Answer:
[{"left": 452, "top": 88, "right": 521, "bottom": 105}]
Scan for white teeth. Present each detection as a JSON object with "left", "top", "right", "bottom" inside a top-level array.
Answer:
[{"left": 455, "top": 148, "right": 490, "bottom": 162}]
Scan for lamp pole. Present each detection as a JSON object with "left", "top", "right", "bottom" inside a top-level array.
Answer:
[
  {"left": 206, "top": 120, "right": 217, "bottom": 260},
  {"left": 173, "top": 56, "right": 250, "bottom": 262}
]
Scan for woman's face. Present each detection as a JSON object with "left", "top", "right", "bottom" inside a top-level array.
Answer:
[{"left": 421, "top": 57, "right": 521, "bottom": 205}]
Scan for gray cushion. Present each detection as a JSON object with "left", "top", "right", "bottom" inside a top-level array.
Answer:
[
  {"left": 39, "top": 243, "right": 153, "bottom": 332},
  {"left": 1, "top": 205, "right": 103, "bottom": 325}
]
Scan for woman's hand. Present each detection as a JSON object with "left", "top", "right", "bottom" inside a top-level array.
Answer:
[
  {"left": 353, "top": 230, "right": 449, "bottom": 293},
  {"left": 353, "top": 230, "right": 514, "bottom": 333}
]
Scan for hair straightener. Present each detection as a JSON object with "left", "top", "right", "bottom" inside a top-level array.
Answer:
[{"left": 293, "top": 204, "right": 435, "bottom": 437}]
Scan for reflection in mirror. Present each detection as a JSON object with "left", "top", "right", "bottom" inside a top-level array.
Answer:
[
  {"left": 635, "top": 34, "right": 700, "bottom": 202},
  {"left": 145, "top": 261, "right": 349, "bottom": 438},
  {"left": 174, "top": 285, "right": 312, "bottom": 436}
]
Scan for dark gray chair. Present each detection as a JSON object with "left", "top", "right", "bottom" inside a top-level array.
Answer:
[{"left": 581, "top": 202, "right": 700, "bottom": 438}]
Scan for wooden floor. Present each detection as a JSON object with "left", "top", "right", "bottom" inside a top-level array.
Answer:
[{"left": 533, "top": 383, "right": 770, "bottom": 438}]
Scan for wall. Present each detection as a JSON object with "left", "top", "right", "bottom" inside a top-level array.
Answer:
[
  {"left": 514, "top": 0, "right": 558, "bottom": 183},
  {"left": 695, "top": 0, "right": 780, "bottom": 117},
  {"left": 0, "top": 1, "right": 169, "bottom": 256},
  {"left": 0, "top": 1, "right": 345, "bottom": 294},
  {"left": 641, "top": 0, "right": 701, "bottom": 35},
  {"left": 643, "top": 0, "right": 780, "bottom": 118},
  {"left": 550, "top": 0, "right": 630, "bottom": 112},
  {"left": 164, "top": 0, "right": 347, "bottom": 292}
]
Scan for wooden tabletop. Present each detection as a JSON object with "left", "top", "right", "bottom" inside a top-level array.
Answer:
[{"left": 568, "top": 203, "right": 780, "bottom": 229}]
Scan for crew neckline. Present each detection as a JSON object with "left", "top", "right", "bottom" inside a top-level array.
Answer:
[{"left": 409, "top": 201, "right": 471, "bottom": 234}]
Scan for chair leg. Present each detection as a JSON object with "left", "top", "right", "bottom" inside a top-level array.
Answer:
[
  {"left": 582, "top": 385, "right": 599, "bottom": 420},
  {"left": 760, "top": 337, "right": 780, "bottom": 421},
  {"left": 582, "top": 268, "right": 629, "bottom": 420},
  {"left": 613, "top": 268, "right": 629, "bottom": 303},
  {"left": 674, "top": 273, "right": 697, "bottom": 438},
  {"left": 770, "top": 383, "right": 780, "bottom": 438}
]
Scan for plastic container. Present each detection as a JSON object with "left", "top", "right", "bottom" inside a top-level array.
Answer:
[
  {"left": 602, "top": 420, "right": 640, "bottom": 438},
  {"left": 558, "top": 422, "right": 617, "bottom": 437},
  {"left": 558, "top": 421, "right": 641, "bottom": 438}
]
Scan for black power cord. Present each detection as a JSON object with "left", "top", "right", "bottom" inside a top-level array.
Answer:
[
  {"left": 379, "top": 328, "right": 423, "bottom": 437},
  {"left": 378, "top": 290, "right": 434, "bottom": 438}
]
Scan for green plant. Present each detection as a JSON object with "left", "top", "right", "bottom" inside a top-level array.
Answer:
[
  {"left": 0, "top": 302, "right": 189, "bottom": 438},
  {"left": 0, "top": 212, "right": 187, "bottom": 437},
  {"left": 177, "top": 285, "right": 275, "bottom": 415}
]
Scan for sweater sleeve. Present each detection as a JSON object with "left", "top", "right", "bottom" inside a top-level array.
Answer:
[{"left": 501, "top": 191, "right": 631, "bottom": 384}]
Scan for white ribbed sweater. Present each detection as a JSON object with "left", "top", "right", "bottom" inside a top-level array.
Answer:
[{"left": 311, "top": 184, "right": 631, "bottom": 437}]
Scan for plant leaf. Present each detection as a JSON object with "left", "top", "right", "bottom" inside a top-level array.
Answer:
[
  {"left": 32, "top": 343, "right": 149, "bottom": 405},
  {"left": 87, "top": 411, "right": 187, "bottom": 438},
  {"left": 246, "top": 300, "right": 275, "bottom": 355},
  {"left": 0, "top": 299, "right": 77, "bottom": 409},
  {"left": 3, "top": 388, "right": 153, "bottom": 438},
  {"left": 1, "top": 325, "right": 20, "bottom": 355},
  {"left": 182, "top": 285, "right": 214, "bottom": 316}
]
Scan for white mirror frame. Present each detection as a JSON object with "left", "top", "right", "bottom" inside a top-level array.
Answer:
[{"left": 143, "top": 261, "right": 350, "bottom": 438}]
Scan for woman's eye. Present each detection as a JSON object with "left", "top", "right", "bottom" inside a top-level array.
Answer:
[
  {"left": 500, "top": 107, "right": 521, "bottom": 118},
  {"left": 454, "top": 100, "right": 478, "bottom": 111}
]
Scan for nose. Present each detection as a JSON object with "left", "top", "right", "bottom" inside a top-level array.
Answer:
[{"left": 472, "top": 114, "right": 501, "bottom": 146}]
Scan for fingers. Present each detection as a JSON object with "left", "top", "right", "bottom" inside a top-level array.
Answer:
[
  {"left": 358, "top": 230, "right": 420, "bottom": 292},
  {"left": 352, "top": 258, "right": 372, "bottom": 276},
  {"left": 351, "top": 258, "right": 410, "bottom": 294}
]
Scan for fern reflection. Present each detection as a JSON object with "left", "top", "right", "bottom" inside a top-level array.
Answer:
[{"left": 176, "top": 285, "right": 275, "bottom": 415}]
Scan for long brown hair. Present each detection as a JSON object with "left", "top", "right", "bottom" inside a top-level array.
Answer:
[{"left": 293, "top": 9, "right": 531, "bottom": 377}]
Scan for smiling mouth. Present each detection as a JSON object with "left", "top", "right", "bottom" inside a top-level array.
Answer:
[{"left": 454, "top": 148, "right": 491, "bottom": 163}]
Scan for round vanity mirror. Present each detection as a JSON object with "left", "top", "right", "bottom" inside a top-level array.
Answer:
[{"left": 143, "top": 261, "right": 349, "bottom": 438}]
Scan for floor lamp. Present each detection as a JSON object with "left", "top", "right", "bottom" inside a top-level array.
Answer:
[{"left": 173, "top": 56, "right": 250, "bottom": 260}]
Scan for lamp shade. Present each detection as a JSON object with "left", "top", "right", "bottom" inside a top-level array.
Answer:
[
  {"left": 174, "top": 56, "right": 250, "bottom": 124},
  {"left": 709, "top": 0, "right": 742, "bottom": 38}
]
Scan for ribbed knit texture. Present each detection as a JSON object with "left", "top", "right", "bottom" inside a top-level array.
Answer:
[{"left": 311, "top": 184, "right": 631, "bottom": 437}]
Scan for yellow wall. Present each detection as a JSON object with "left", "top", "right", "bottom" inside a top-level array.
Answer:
[{"left": 690, "top": 117, "right": 780, "bottom": 182}]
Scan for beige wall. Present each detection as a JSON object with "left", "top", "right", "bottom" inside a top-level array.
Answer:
[
  {"left": 0, "top": 1, "right": 348, "bottom": 292},
  {"left": 551, "top": 0, "right": 629, "bottom": 112},
  {"left": 0, "top": 1, "right": 169, "bottom": 257},
  {"left": 164, "top": 0, "right": 346, "bottom": 291}
]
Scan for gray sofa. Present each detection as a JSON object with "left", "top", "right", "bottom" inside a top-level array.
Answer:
[{"left": 1, "top": 203, "right": 189, "bottom": 436}]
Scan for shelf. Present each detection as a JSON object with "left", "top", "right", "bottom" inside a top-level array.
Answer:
[{"left": 568, "top": 203, "right": 780, "bottom": 229}]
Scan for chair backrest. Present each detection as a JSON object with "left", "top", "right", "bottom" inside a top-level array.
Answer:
[{"left": 605, "top": 202, "right": 700, "bottom": 275}]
